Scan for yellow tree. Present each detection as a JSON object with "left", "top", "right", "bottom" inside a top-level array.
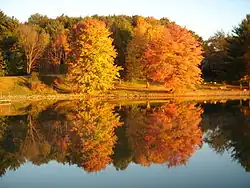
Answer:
[
  {"left": 66, "top": 18, "right": 122, "bottom": 93},
  {"left": 56, "top": 100, "right": 122, "bottom": 172}
]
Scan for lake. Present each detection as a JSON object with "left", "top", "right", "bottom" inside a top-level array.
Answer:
[{"left": 0, "top": 99, "right": 250, "bottom": 188}]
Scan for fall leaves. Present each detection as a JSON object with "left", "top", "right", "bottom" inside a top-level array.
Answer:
[
  {"left": 66, "top": 19, "right": 122, "bottom": 93},
  {"left": 65, "top": 16, "right": 202, "bottom": 93},
  {"left": 126, "top": 17, "right": 203, "bottom": 91},
  {"left": 1, "top": 12, "right": 204, "bottom": 92}
]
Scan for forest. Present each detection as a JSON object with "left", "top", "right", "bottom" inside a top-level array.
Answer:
[{"left": 0, "top": 11, "right": 250, "bottom": 94}]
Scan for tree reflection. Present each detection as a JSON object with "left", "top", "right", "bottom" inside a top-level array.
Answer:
[
  {"left": 201, "top": 101, "right": 250, "bottom": 171},
  {"left": 56, "top": 100, "right": 122, "bottom": 172},
  {"left": 20, "top": 114, "right": 51, "bottom": 165},
  {"left": 112, "top": 107, "right": 133, "bottom": 171},
  {"left": 0, "top": 100, "right": 122, "bottom": 176},
  {"left": 126, "top": 102, "right": 203, "bottom": 167},
  {"left": 1, "top": 100, "right": 250, "bottom": 175},
  {"left": 0, "top": 116, "right": 26, "bottom": 176}
]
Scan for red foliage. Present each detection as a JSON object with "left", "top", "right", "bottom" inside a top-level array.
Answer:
[{"left": 127, "top": 103, "right": 203, "bottom": 167}]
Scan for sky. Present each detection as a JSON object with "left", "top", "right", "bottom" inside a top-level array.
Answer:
[{"left": 1, "top": 0, "right": 250, "bottom": 39}]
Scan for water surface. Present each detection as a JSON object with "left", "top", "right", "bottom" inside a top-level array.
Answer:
[{"left": 0, "top": 99, "right": 250, "bottom": 187}]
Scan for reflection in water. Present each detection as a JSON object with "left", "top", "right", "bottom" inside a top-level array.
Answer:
[
  {"left": 0, "top": 100, "right": 250, "bottom": 177},
  {"left": 201, "top": 101, "right": 250, "bottom": 172},
  {"left": 125, "top": 103, "right": 203, "bottom": 167}
]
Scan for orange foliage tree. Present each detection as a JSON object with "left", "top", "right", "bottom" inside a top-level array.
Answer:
[
  {"left": 126, "top": 102, "right": 203, "bottom": 167},
  {"left": 145, "top": 24, "right": 203, "bottom": 91},
  {"left": 48, "top": 31, "right": 70, "bottom": 73},
  {"left": 126, "top": 17, "right": 164, "bottom": 82},
  {"left": 126, "top": 16, "right": 203, "bottom": 91}
]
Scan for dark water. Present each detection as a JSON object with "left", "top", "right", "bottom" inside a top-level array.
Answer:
[{"left": 0, "top": 99, "right": 250, "bottom": 188}]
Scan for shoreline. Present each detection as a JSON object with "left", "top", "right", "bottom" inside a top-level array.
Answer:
[{"left": 1, "top": 89, "right": 250, "bottom": 102}]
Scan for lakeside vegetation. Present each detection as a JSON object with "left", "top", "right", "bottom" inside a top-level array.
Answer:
[{"left": 1, "top": 11, "right": 250, "bottom": 99}]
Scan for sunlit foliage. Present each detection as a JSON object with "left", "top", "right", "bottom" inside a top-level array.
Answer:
[
  {"left": 126, "top": 17, "right": 203, "bottom": 91},
  {"left": 18, "top": 24, "right": 49, "bottom": 74},
  {"left": 66, "top": 18, "right": 122, "bottom": 93}
]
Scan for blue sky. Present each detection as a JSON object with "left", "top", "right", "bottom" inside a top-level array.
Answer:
[{"left": 1, "top": 0, "right": 249, "bottom": 39}]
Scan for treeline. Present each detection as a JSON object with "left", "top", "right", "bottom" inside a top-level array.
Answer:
[
  {"left": 1, "top": 10, "right": 250, "bottom": 92},
  {"left": 202, "top": 15, "right": 250, "bottom": 83},
  {"left": 0, "top": 11, "right": 203, "bottom": 93}
]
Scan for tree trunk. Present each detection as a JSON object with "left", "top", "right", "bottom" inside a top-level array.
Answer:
[
  {"left": 146, "top": 81, "right": 150, "bottom": 88},
  {"left": 27, "top": 65, "right": 31, "bottom": 74},
  {"left": 27, "top": 57, "right": 32, "bottom": 74},
  {"left": 146, "top": 101, "right": 151, "bottom": 109}
]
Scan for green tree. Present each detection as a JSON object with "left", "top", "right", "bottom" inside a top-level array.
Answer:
[
  {"left": 101, "top": 15, "right": 133, "bottom": 77},
  {"left": 227, "top": 14, "right": 250, "bottom": 80},
  {"left": 202, "top": 31, "right": 231, "bottom": 81},
  {"left": 0, "top": 50, "right": 5, "bottom": 76},
  {"left": 28, "top": 13, "right": 50, "bottom": 28},
  {"left": 0, "top": 10, "right": 25, "bottom": 75}
]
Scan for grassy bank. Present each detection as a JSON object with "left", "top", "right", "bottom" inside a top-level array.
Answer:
[{"left": 1, "top": 76, "right": 250, "bottom": 102}]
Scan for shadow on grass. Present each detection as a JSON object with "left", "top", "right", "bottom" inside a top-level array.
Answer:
[
  {"left": 39, "top": 75, "right": 70, "bottom": 94},
  {"left": 18, "top": 76, "right": 31, "bottom": 89}
]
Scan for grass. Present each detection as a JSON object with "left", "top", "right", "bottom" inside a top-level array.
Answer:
[
  {"left": 0, "top": 76, "right": 57, "bottom": 96},
  {"left": 0, "top": 76, "right": 32, "bottom": 95},
  {"left": 1, "top": 76, "right": 250, "bottom": 102}
]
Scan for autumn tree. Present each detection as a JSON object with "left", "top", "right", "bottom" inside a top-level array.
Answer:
[
  {"left": 18, "top": 24, "right": 49, "bottom": 74},
  {"left": 47, "top": 31, "right": 69, "bottom": 73},
  {"left": 145, "top": 23, "right": 203, "bottom": 91},
  {"left": 66, "top": 18, "right": 122, "bottom": 93},
  {"left": 126, "top": 16, "right": 164, "bottom": 83},
  {"left": 126, "top": 17, "right": 203, "bottom": 91},
  {"left": 126, "top": 102, "right": 203, "bottom": 167}
]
